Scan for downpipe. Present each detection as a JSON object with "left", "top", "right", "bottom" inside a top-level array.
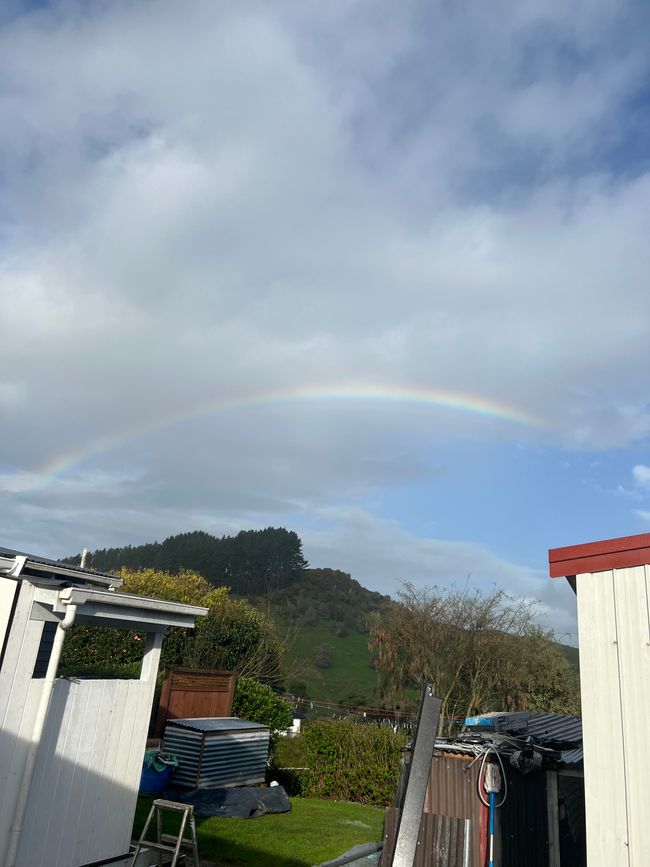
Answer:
[{"left": 4, "top": 601, "right": 77, "bottom": 867}]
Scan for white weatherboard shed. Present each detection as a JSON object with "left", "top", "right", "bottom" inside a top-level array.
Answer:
[
  {"left": 549, "top": 533, "right": 650, "bottom": 867},
  {"left": 0, "top": 547, "right": 207, "bottom": 867}
]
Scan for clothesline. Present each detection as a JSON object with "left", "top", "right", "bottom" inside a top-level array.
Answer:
[{"left": 273, "top": 688, "right": 465, "bottom": 723}]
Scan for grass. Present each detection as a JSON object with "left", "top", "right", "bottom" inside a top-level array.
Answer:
[
  {"left": 284, "top": 624, "right": 380, "bottom": 703},
  {"left": 133, "top": 795, "right": 385, "bottom": 867}
]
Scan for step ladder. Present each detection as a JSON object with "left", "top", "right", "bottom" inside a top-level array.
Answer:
[{"left": 130, "top": 798, "right": 200, "bottom": 867}]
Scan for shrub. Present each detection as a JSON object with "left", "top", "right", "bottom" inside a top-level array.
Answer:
[
  {"left": 233, "top": 677, "right": 292, "bottom": 732},
  {"left": 60, "top": 568, "right": 283, "bottom": 684},
  {"left": 302, "top": 720, "right": 408, "bottom": 806},
  {"left": 268, "top": 735, "right": 310, "bottom": 796},
  {"left": 313, "top": 644, "right": 332, "bottom": 669}
]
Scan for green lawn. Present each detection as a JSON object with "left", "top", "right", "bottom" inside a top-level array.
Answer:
[{"left": 133, "top": 795, "right": 385, "bottom": 866}]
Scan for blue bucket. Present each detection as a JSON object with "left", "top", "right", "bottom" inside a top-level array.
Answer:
[{"left": 139, "top": 751, "right": 177, "bottom": 794}]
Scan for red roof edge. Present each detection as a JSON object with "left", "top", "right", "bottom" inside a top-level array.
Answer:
[{"left": 549, "top": 532, "right": 650, "bottom": 578}]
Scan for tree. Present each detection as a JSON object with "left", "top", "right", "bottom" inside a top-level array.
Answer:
[
  {"left": 369, "top": 582, "right": 580, "bottom": 733},
  {"left": 60, "top": 567, "right": 284, "bottom": 684},
  {"left": 74, "top": 527, "right": 308, "bottom": 596},
  {"left": 313, "top": 644, "right": 332, "bottom": 669}
]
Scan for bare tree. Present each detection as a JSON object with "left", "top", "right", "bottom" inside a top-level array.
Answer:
[{"left": 369, "top": 582, "right": 579, "bottom": 734}]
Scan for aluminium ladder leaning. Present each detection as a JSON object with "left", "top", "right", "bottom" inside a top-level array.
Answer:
[{"left": 130, "top": 798, "right": 200, "bottom": 867}]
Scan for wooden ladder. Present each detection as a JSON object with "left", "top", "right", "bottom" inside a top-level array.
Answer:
[{"left": 130, "top": 798, "right": 200, "bottom": 867}]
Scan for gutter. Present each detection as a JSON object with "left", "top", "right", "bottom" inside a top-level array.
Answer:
[{"left": 4, "top": 597, "right": 78, "bottom": 867}]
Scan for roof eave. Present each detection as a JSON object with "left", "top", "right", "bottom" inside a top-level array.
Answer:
[{"left": 56, "top": 586, "right": 208, "bottom": 631}]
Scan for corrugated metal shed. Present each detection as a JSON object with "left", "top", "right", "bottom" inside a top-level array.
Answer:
[
  {"left": 164, "top": 717, "right": 270, "bottom": 788},
  {"left": 500, "top": 765, "right": 549, "bottom": 867},
  {"left": 435, "top": 712, "right": 583, "bottom": 768},
  {"left": 384, "top": 808, "right": 468, "bottom": 867},
  {"left": 527, "top": 713, "right": 583, "bottom": 767},
  {"left": 526, "top": 713, "right": 581, "bottom": 741}
]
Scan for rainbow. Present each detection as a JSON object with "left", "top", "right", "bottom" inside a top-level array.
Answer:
[{"left": 1, "top": 384, "right": 545, "bottom": 496}]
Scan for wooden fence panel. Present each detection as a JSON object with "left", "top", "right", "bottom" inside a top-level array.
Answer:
[{"left": 154, "top": 667, "right": 237, "bottom": 736}]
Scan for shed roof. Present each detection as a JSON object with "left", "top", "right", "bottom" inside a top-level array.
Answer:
[
  {"left": 0, "top": 546, "right": 120, "bottom": 588},
  {"left": 52, "top": 585, "right": 208, "bottom": 631},
  {"left": 549, "top": 532, "right": 650, "bottom": 578},
  {"left": 166, "top": 717, "right": 269, "bottom": 733},
  {"left": 1, "top": 545, "right": 208, "bottom": 631},
  {"left": 435, "top": 712, "right": 583, "bottom": 769}
]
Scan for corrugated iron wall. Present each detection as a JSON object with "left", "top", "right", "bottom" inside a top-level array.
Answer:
[
  {"left": 500, "top": 764, "right": 548, "bottom": 867},
  {"left": 383, "top": 750, "right": 568, "bottom": 867},
  {"left": 384, "top": 808, "right": 467, "bottom": 867},
  {"left": 383, "top": 752, "right": 485, "bottom": 867},
  {"left": 425, "top": 753, "right": 484, "bottom": 867}
]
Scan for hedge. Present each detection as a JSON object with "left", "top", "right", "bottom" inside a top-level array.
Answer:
[{"left": 301, "top": 721, "right": 408, "bottom": 807}]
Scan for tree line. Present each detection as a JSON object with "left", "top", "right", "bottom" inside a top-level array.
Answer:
[{"left": 71, "top": 527, "right": 308, "bottom": 596}]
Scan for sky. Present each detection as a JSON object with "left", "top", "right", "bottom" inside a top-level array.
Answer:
[{"left": 2, "top": 0, "right": 650, "bottom": 641}]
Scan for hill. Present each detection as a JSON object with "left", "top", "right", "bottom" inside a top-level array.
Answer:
[
  {"left": 262, "top": 567, "right": 390, "bottom": 634},
  {"left": 257, "top": 567, "right": 391, "bottom": 706},
  {"left": 71, "top": 530, "right": 578, "bottom": 707},
  {"left": 282, "top": 624, "right": 381, "bottom": 705}
]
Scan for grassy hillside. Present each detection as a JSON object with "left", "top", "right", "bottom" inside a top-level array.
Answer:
[{"left": 283, "top": 623, "right": 380, "bottom": 704}]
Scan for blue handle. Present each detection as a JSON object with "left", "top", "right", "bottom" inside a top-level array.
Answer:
[{"left": 488, "top": 790, "right": 496, "bottom": 867}]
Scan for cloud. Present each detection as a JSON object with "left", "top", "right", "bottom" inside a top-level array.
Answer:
[
  {"left": 633, "top": 465, "right": 650, "bottom": 490},
  {"left": 301, "top": 507, "right": 578, "bottom": 639},
  {"left": 1, "top": 0, "right": 649, "bottom": 456},
  {"left": 0, "top": 0, "right": 647, "bottom": 636}
]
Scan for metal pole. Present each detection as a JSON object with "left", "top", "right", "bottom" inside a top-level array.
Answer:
[
  {"left": 488, "top": 791, "right": 496, "bottom": 867},
  {"left": 463, "top": 818, "right": 472, "bottom": 867},
  {"left": 390, "top": 684, "right": 441, "bottom": 867}
]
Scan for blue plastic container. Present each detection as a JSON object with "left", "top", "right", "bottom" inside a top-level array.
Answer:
[{"left": 139, "top": 751, "right": 176, "bottom": 794}]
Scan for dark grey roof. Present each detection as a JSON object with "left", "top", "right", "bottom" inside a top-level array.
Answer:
[
  {"left": 435, "top": 712, "right": 583, "bottom": 769},
  {"left": 526, "top": 713, "right": 582, "bottom": 767},
  {"left": 0, "top": 546, "right": 120, "bottom": 587},
  {"left": 527, "top": 712, "right": 581, "bottom": 743}
]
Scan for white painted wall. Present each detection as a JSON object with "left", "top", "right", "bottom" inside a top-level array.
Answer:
[
  {"left": 577, "top": 564, "right": 650, "bottom": 867},
  {"left": 0, "top": 576, "right": 164, "bottom": 867},
  {"left": 0, "top": 581, "right": 47, "bottom": 857},
  {"left": 16, "top": 676, "right": 158, "bottom": 867},
  {"left": 0, "top": 579, "right": 18, "bottom": 660}
]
